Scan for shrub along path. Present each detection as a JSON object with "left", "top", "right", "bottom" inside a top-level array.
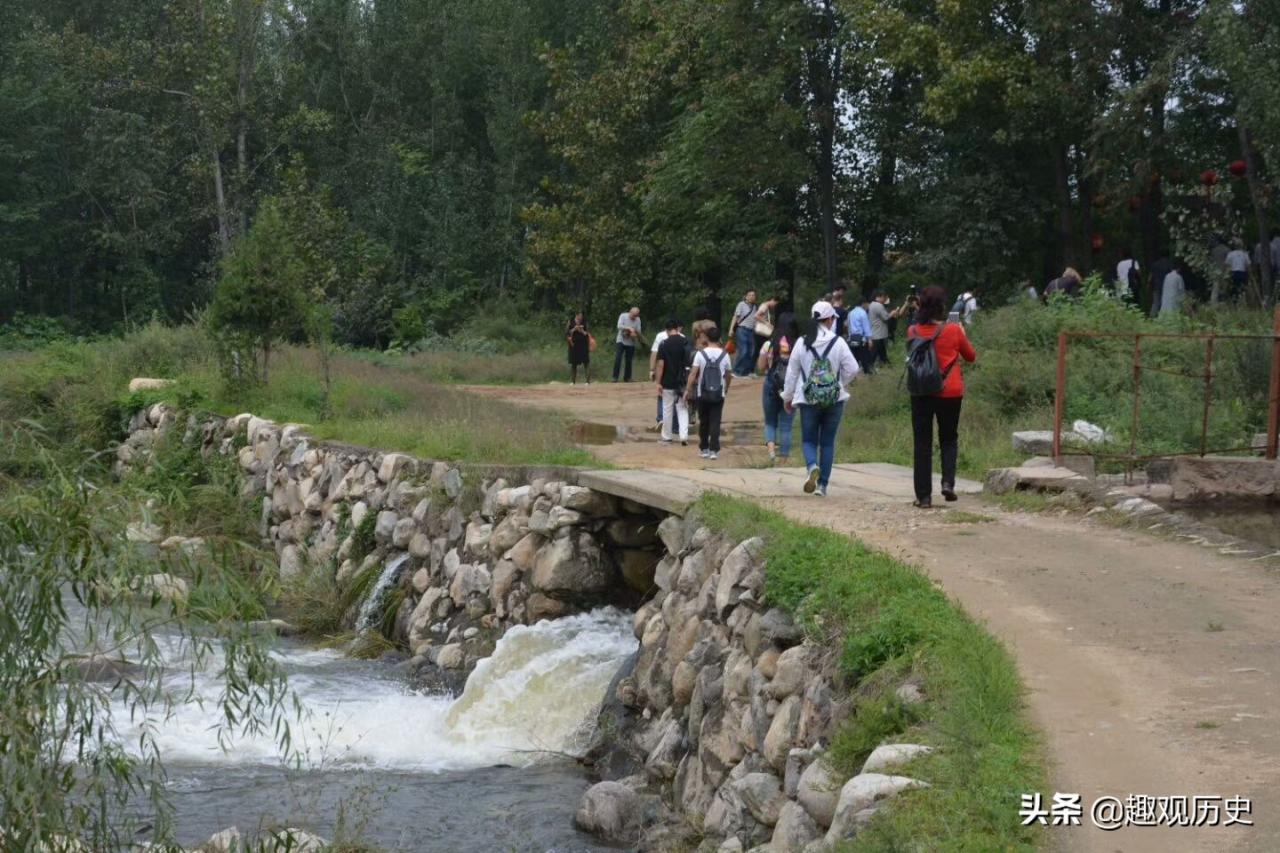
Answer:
[{"left": 474, "top": 381, "right": 1280, "bottom": 852}]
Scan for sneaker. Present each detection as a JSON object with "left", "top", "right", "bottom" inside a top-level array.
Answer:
[
  {"left": 941, "top": 484, "right": 958, "bottom": 502},
  {"left": 768, "top": 449, "right": 777, "bottom": 462},
  {"left": 913, "top": 497, "right": 933, "bottom": 509},
  {"left": 708, "top": 452, "right": 719, "bottom": 460},
  {"left": 815, "top": 485, "right": 827, "bottom": 497},
  {"left": 659, "top": 439, "right": 673, "bottom": 446},
  {"left": 681, "top": 440, "right": 689, "bottom": 447},
  {"left": 803, "top": 466, "right": 820, "bottom": 494},
  {"left": 699, "top": 449, "right": 710, "bottom": 459}
]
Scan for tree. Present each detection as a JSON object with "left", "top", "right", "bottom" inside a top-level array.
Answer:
[{"left": 208, "top": 198, "right": 307, "bottom": 383}]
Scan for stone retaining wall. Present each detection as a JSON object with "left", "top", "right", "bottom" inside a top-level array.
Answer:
[{"left": 117, "top": 403, "right": 928, "bottom": 852}]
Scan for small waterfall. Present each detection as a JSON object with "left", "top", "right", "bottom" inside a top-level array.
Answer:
[
  {"left": 355, "top": 553, "right": 411, "bottom": 632},
  {"left": 444, "top": 608, "right": 638, "bottom": 757},
  {"left": 108, "top": 608, "right": 637, "bottom": 771}
]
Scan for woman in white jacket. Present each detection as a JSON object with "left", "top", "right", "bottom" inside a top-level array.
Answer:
[{"left": 782, "top": 300, "right": 860, "bottom": 496}]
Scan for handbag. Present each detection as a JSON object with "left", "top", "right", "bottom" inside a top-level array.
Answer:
[
  {"left": 725, "top": 339, "right": 737, "bottom": 355},
  {"left": 588, "top": 334, "right": 597, "bottom": 352},
  {"left": 755, "top": 319, "right": 774, "bottom": 338}
]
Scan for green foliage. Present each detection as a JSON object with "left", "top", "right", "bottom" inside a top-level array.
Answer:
[
  {"left": 0, "top": 424, "right": 292, "bottom": 851},
  {"left": 696, "top": 493, "right": 1045, "bottom": 850},
  {"left": 0, "top": 313, "right": 75, "bottom": 350},
  {"left": 350, "top": 511, "right": 378, "bottom": 562}
]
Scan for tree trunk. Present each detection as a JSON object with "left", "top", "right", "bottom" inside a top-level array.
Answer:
[
  {"left": 212, "top": 149, "right": 231, "bottom": 257},
  {"left": 864, "top": 144, "right": 898, "bottom": 289},
  {"left": 1079, "top": 164, "right": 1095, "bottom": 275},
  {"left": 811, "top": 1, "right": 842, "bottom": 294},
  {"left": 1238, "top": 121, "right": 1273, "bottom": 306},
  {"left": 703, "top": 267, "right": 723, "bottom": 329},
  {"left": 1052, "top": 143, "right": 1077, "bottom": 272}
]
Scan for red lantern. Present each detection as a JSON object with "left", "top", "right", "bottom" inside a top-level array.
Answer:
[
  {"left": 1201, "top": 169, "right": 1219, "bottom": 186},
  {"left": 1128, "top": 195, "right": 1142, "bottom": 212},
  {"left": 1091, "top": 233, "right": 1104, "bottom": 252},
  {"left": 1229, "top": 159, "right": 1247, "bottom": 177}
]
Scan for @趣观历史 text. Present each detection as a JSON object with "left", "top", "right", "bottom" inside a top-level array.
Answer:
[{"left": 1019, "top": 793, "right": 1253, "bottom": 830}]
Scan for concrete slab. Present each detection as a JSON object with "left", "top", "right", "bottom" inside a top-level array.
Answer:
[
  {"left": 576, "top": 469, "right": 705, "bottom": 515},
  {"left": 580, "top": 462, "right": 981, "bottom": 513}
]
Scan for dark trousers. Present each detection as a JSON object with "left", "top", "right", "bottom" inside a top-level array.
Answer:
[
  {"left": 612, "top": 344, "right": 635, "bottom": 381},
  {"left": 852, "top": 343, "right": 873, "bottom": 375},
  {"left": 910, "top": 395, "right": 962, "bottom": 501},
  {"left": 872, "top": 338, "right": 890, "bottom": 368},
  {"left": 698, "top": 399, "right": 724, "bottom": 452}
]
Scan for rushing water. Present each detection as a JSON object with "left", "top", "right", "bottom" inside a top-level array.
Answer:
[{"left": 104, "top": 608, "right": 637, "bottom": 850}]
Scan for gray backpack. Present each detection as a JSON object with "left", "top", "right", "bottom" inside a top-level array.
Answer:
[{"left": 698, "top": 352, "right": 727, "bottom": 403}]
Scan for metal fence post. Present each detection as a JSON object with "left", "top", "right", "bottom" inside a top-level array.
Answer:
[
  {"left": 1053, "top": 332, "right": 1067, "bottom": 465},
  {"left": 1268, "top": 306, "right": 1280, "bottom": 461}
]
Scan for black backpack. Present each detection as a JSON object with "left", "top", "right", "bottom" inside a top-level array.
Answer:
[
  {"left": 768, "top": 339, "right": 790, "bottom": 401},
  {"left": 904, "top": 324, "right": 955, "bottom": 396}
]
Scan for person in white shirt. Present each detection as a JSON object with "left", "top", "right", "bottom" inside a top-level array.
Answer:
[
  {"left": 1226, "top": 241, "right": 1250, "bottom": 298},
  {"left": 1160, "top": 264, "right": 1186, "bottom": 317},
  {"left": 685, "top": 326, "right": 733, "bottom": 460},
  {"left": 649, "top": 328, "right": 668, "bottom": 423},
  {"left": 1115, "top": 254, "right": 1139, "bottom": 301},
  {"left": 782, "top": 300, "right": 860, "bottom": 497}
]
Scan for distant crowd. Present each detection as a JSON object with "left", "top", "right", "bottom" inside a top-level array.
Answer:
[{"left": 563, "top": 284, "right": 979, "bottom": 507}]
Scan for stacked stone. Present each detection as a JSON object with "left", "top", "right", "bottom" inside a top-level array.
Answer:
[
  {"left": 574, "top": 518, "right": 931, "bottom": 852},
  {"left": 118, "top": 404, "right": 664, "bottom": 679}
]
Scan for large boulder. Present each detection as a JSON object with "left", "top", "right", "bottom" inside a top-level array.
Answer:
[
  {"left": 714, "top": 537, "right": 765, "bottom": 615},
  {"left": 734, "top": 773, "right": 786, "bottom": 826},
  {"left": 862, "top": 744, "right": 933, "bottom": 774},
  {"left": 532, "top": 533, "right": 612, "bottom": 598},
  {"left": 762, "top": 695, "right": 801, "bottom": 772},
  {"left": 796, "top": 757, "right": 842, "bottom": 828},
  {"left": 771, "top": 801, "right": 821, "bottom": 852},
  {"left": 559, "top": 485, "right": 616, "bottom": 516},
  {"left": 449, "top": 564, "right": 492, "bottom": 607},
  {"left": 575, "top": 781, "right": 645, "bottom": 844},
  {"left": 825, "top": 774, "right": 926, "bottom": 845}
]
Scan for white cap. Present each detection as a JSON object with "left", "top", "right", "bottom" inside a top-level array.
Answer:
[{"left": 811, "top": 300, "right": 836, "bottom": 321}]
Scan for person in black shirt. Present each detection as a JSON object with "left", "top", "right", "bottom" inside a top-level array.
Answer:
[{"left": 655, "top": 318, "right": 692, "bottom": 445}]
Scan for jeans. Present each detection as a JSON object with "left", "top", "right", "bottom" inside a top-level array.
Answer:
[
  {"left": 910, "top": 395, "right": 962, "bottom": 501},
  {"left": 698, "top": 399, "right": 725, "bottom": 453},
  {"left": 733, "top": 325, "right": 756, "bottom": 376},
  {"left": 761, "top": 373, "right": 795, "bottom": 457},
  {"left": 656, "top": 392, "right": 663, "bottom": 422},
  {"left": 613, "top": 344, "right": 635, "bottom": 381},
  {"left": 799, "top": 401, "right": 845, "bottom": 488},
  {"left": 661, "top": 389, "right": 689, "bottom": 441}
]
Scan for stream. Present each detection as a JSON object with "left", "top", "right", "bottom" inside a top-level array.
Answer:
[{"left": 102, "top": 607, "right": 637, "bottom": 851}]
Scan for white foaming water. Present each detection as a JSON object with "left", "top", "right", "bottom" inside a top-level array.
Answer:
[
  {"left": 355, "top": 552, "right": 411, "bottom": 631},
  {"left": 110, "top": 608, "right": 636, "bottom": 773}
]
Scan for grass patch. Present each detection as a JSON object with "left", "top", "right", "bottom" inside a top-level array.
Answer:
[
  {"left": 0, "top": 324, "right": 596, "bottom": 467},
  {"left": 940, "top": 510, "right": 995, "bottom": 525},
  {"left": 696, "top": 493, "right": 1045, "bottom": 850},
  {"left": 981, "top": 489, "right": 1086, "bottom": 514},
  {"left": 1205, "top": 620, "right": 1225, "bottom": 633},
  {"left": 1195, "top": 720, "right": 1220, "bottom": 730}
]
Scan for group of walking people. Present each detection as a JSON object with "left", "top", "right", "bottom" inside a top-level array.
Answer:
[{"left": 565, "top": 283, "right": 979, "bottom": 507}]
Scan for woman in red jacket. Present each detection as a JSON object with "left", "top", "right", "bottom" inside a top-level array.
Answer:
[{"left": 907, "top": 286, "right": 977, "bottom": 507}]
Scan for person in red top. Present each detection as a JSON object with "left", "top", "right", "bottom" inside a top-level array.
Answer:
[{"left": 907, "top": 285, "right": 977, "bottom": 507}]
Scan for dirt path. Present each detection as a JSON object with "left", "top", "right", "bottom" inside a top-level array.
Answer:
[{"left": 464, "top": 381, "right": 1280, "bottom": 851}]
